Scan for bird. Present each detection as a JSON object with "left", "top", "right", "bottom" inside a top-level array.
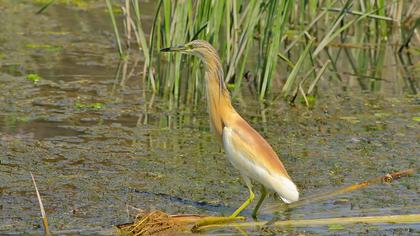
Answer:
[{"left": 160, "top": 40, "right": 299, "bottom": 218}]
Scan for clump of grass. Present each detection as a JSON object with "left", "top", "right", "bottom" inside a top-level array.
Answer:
[
  {"left": 117, "top": 210, "right": 186, "bottom": 235},
  {"left": 108, "top": 1, "right": 418, "bottom": 104}
]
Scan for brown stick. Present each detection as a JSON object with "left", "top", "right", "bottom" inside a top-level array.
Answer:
[{"left": 262, "top": 169, "right": 415, "bottom": 213}]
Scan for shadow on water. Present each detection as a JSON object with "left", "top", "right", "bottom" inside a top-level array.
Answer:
[
  {"left": 130, "top": 188, "right": 236, "bottom": 215},
  {"left": 0, "top": 1, "right": 418, "bottom": 235}
]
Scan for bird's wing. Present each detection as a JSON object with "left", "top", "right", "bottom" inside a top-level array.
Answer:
[{"left": 222, "top": 119, "right": 299, "bottom": 203}]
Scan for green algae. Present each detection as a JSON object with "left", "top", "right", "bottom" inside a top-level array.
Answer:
[{"left": 26, "top": 73, "right": 42, "bottom": 82}]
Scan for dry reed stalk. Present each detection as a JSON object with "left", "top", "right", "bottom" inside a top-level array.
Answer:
[
  {"left": 197, "top": 214, "right": 420, "bottom": 232},
  {"left": 30, "top": 172, "right": 52, "bottom": 236}
]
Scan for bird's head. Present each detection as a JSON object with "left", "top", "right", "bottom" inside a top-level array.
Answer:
[
  {"left": 160, "top": 40, "right": 219, "bottom": 62},
  {"left": 160, "top": 40, "right": 225, "bottom": 92}
]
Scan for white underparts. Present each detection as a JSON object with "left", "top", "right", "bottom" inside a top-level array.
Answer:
[{"left": 222, "top": 127, "right": 299, "bottom": 203}]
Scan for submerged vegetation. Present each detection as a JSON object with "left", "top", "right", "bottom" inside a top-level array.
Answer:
[{"left": 106, "top": 0, "right": 418, "bottom": 105}]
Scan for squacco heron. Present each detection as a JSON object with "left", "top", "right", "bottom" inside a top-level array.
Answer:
[{"left": 161, "top": 40, "right": 299, "bottom": 218}]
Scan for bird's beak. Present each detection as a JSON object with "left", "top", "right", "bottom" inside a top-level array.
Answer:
[{"left": 160, "top": 45, "right": 186, "bottom": 52}]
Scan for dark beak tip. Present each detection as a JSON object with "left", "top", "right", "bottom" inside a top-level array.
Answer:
[{"left": 160, "top": 47, "right": 171, "bottom": 52}]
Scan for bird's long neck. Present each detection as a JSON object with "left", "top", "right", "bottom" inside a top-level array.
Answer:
[{"left": 203, "top": 57, "right": 235, "bottom": 142}]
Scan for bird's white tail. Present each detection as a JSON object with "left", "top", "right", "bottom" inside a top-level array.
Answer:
[{"left": 274, "top": 175, "right": 299, "bottom": 203}]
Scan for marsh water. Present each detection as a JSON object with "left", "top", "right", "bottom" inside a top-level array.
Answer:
[{"left": 0, "top": 1, "right": 419, "bottom": 235}]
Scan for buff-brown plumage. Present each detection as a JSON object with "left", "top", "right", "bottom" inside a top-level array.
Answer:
[{"left": 195, "top": 40, "right": 292, "bottom": 178}]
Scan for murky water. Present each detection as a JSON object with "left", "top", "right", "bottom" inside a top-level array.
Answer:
[{"left": 0, "top": 1, "right": 419, "bottom": 235}]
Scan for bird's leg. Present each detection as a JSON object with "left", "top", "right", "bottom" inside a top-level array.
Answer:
[
  {"left": 230, "top": 176, "right": 254, "bottom": 217},
  {"left": 251, "top": 185, "right": 267, "bottom": 219},
  {"left": 191, "top": 176, "right": 253, "bottom": 232}
]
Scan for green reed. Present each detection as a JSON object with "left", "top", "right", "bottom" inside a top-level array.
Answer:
[
  {"left": 105, "top": 0, "right": 124, "bottom": 58},
  {"left": 108, "top": 0, "right": 417, "bottom": 104}
]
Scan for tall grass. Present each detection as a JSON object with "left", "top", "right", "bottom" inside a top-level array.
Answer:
[{"left": 107, "top": 0, "right": 418, "bottom": 105}]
